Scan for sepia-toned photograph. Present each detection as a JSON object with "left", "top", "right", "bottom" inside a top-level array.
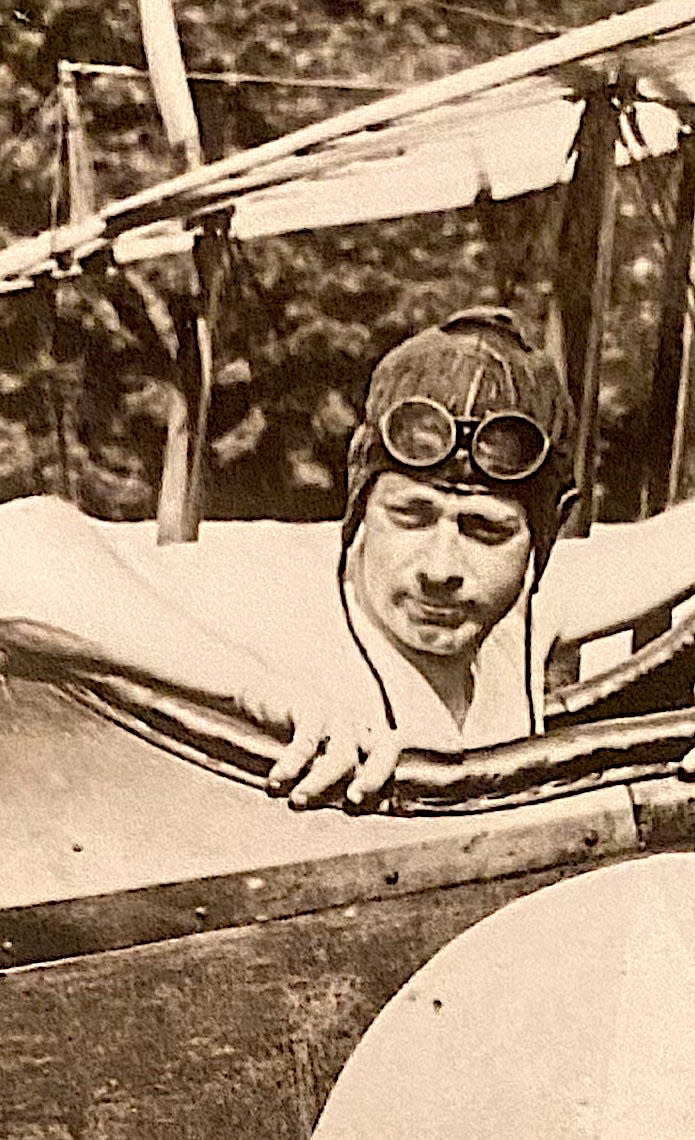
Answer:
[{"left": 1, "top": 1, "right": 695, "bottom": 1136}]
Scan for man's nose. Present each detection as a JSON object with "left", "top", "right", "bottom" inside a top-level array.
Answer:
[
  {"left": 418, "top": 571, "right": 464, "bottom": 596},
  {"left": 417, "top": 526, "right": 465, "bottom": 594}
]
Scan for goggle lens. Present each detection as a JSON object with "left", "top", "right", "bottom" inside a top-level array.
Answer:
[
  {"left": 471, "top": 414, "right": 548, "bottom": 480},
  {"left": 381, "top": 400, "right": 549, "bottom": 481},
  {"left": 382, "top": 400, "right": 456, "bottom": 467}
]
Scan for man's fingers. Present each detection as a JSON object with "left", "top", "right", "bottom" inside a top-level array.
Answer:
[
  {"left": 267, "top": 727, "right": 325, "bottom": 791},
  {"left": 346, "top": 733, "right": 401, "bottom": 805},
  {"left": 289, "top": 737, "right": 356, "bottom": 807},
  {"left": 266, "top": 716, "right": 399, "bottom": 811},
  {"left": 678, "top": 746, "right": 695, "bottom": 781}
]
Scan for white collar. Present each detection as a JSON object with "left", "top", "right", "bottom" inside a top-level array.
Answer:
[{"left": 342, "top": 556, "right": 537, "bottom": 751}]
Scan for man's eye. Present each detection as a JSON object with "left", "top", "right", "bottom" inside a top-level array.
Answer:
[
  {"left": 387, "top": 505, "right": 435, "bottom": 528},
  {"left": 461, "top": 518, "right": 517, "bottom": 544}
]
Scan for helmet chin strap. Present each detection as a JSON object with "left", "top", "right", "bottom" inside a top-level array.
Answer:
[
  {"left": 557, "top": 486, "right": 581, "bottom": 528},
  {"left": 337, "top": 534, "right": 397, "bottom": 731}
]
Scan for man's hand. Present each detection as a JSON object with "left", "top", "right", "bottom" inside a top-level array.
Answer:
[{"left": 267, "top": 705, "right": 402, "bottom": 809}]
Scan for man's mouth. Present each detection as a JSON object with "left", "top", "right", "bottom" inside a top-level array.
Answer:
[{"left": 404, "top": 597, "right": 473, "bottom": 628}]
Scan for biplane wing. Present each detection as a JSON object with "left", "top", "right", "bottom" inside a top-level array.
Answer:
[{"left": 1, "top": 1, "right": 695, "bottom": 283}]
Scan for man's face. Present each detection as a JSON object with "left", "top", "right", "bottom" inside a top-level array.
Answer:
[{"left": 355, "top": 472, "right": 532, "bottom": 657}]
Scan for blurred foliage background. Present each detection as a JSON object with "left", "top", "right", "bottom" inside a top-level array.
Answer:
[{"left": 0, "top": 0, "right": 690, "bottom": 521}]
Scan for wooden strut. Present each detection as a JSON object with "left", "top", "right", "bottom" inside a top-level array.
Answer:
[
  {"left": 572, "top": 92, "right": 620, "bottom": 538},
  {"left": 40, "top": 63, "right": 95, "bottom": 502},
  {"left": 668, "top": 213, "right": 695, "bottom": 506},
  {"left": 156, "top": 260, "right": 222, "bottom": 546},
  {"left": 58, "top": 62, "right": 95, "bottom": 224},
  {"left": 139, "top": 0, "right": 223, "bottom": 544},
  {"left": 632, "top": 129, "right": 695, "bottom": 650},
  {"left": 137, "top": 0, "right": 201, "bottom": 169},
  {"left": 546, "top": 89, "right": 620, "bottom": 687},
  {"left": 667, "top": 125, "right": 695, "bottom": 508},
  {"left": 185, "top": 222, "right": 229, "bottom": 540},
  {"left": 645, "top": 130, "right": 695, "bottom": 515}
]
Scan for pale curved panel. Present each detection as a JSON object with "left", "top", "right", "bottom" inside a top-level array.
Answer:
[{"left": 314, "top": 853, "right": 695, "bottom": 1140}]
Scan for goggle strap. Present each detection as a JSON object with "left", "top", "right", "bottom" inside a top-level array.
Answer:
[
  {"left": 442, "top": 316, "right": 543, "bottom": 413},
  {"left": 462, "top": 361, "right": 487, "bottom": 420}
]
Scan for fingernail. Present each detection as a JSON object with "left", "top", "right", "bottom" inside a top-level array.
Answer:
[
  {"left": 289, "top": 792, "right": 307, "bottom": 810},
  {"left": 266, "top": 778, "right": 283, "bottom": 797},
  {"left": 346, "top": 785, "right": 364, "bottom": 806}
]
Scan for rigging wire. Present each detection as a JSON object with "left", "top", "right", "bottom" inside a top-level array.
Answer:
[
  {"left": 633, "top": 157, "right": 677, "bottom": 249},
  {"left": 49, "top": 91, "right": 65, "bottom": 235},
  {"left": 630, "top": 156, "right": 695, "bottom": 323},
  {"left": 432, "top": 2, "right": 568, "bottom": 38},
  {"left": 58, "top": 0, "right": 571, "bottom": 100},
  {"left": 629, "top": 163, "right": 671, "bottom": 254},
  {"left": 60, "top": 60, "right": 406, "bottom": 94},
  {"left": 10, "top": 86, "right": 59, "bottom": 144}
]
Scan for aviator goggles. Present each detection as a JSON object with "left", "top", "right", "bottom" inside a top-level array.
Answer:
[{"left": 379, "top": 397, "right": 551, "bottom": 482}]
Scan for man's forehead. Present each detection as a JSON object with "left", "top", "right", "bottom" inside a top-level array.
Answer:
[{"left": 371, "top": 471, "right": 525, "bottom": 516}]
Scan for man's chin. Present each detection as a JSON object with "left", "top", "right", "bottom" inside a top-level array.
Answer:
[{"left": 398, "top": 619, "right": 478, "bottom": 657}]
